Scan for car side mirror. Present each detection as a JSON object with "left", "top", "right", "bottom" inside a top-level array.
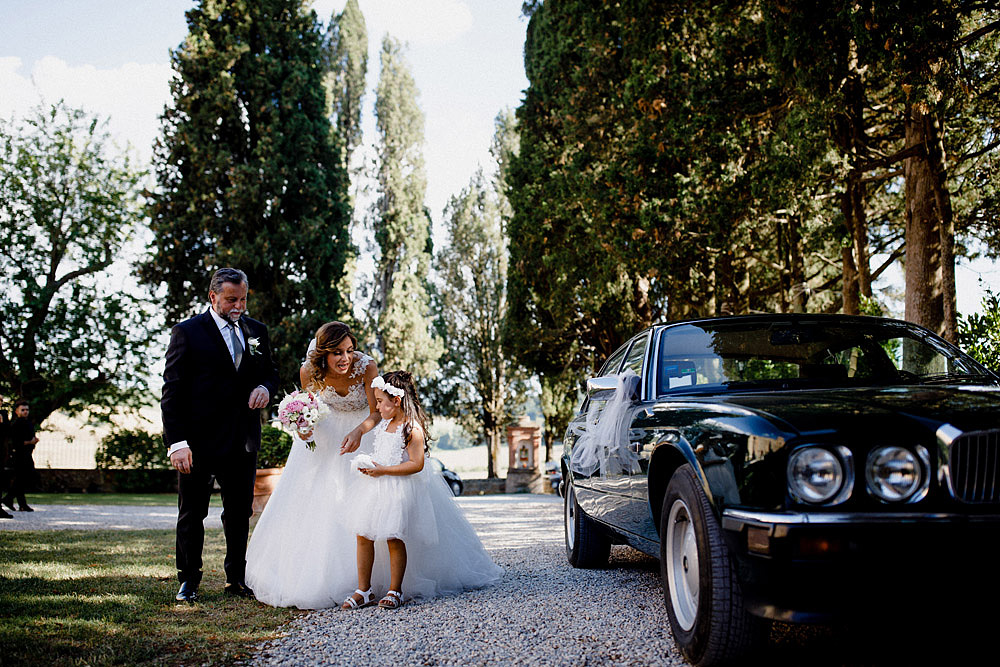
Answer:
[{"left": 586, "top": 375, "right": 619, "bottom": 395}]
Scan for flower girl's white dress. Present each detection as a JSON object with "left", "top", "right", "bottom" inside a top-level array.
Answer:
[
  {"left": 348, "top": 419, "right": 502, "bottom": 600},
  {"left": 246, "top": 352, "right": 378, "bottom": 609}
]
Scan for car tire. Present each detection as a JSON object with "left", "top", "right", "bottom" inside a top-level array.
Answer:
[
  {"left": 449, "top": 481, "right": 462, "bottom": 496},
  {"left": 660, "top": 464, "right": 764, "bottom": 666},
  {"left": 564, "top": 477, "right": 610, "bottom": 568}
]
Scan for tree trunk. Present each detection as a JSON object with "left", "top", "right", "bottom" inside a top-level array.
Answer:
[
  {"left": 788, "top": 214, "right": 807, "bottom": 313},
  {"left": 834, "top": 41, "right": 871, "bottom": 315},
  {"left": 715, "top": 251, "right": 736, "bottom": 316},
  {"left": 841, "top": 172, "right": 872, "bottom": 313},
  {"left": 484, "top": 429, "right": 495, "bottom": 480},
  {"left": 842, "top": 245, "right": 859, "bottom": 315},
  {"left": 484, "top": 408, "right": 500, "bottom": 479},
  {"left": 923, "top": 112, "right": 958, "bottom": 342},
  {"left": 903, "top": 104, "right": 947, "bottom": 337}
]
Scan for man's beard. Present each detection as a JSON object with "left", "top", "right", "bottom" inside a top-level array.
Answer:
[{"left": 217, "top": 307, "right": 242, "bottom": 322}]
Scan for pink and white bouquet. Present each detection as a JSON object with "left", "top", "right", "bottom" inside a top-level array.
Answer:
[{"left": 274, "top": 390, "right": 326, "bottom": 450}]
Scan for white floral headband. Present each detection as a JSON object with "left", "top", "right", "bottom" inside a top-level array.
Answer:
[{"left": 371, "top": 376, "right": 405, "bottom": 398}]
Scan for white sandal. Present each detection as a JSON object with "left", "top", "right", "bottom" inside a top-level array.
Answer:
[
  {"left": 341, "top": 588, "right": 375, "bottom": 610},
  {"left": 378, "top": 590, "right": 403, "bottom": 610}
]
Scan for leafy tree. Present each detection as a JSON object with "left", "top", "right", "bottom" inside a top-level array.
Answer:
[
  {"left": 437, "top": 157, "right": 524, "bottom": 477},
  {"left": 0, "top": 102, "right": 151, "bottom": 425},
  {"left": 762, "top": 1, "right": 1000, "bottom": 340},
  {"left": 143, "top": 0, "right": 352, "bottom": 385},
  {"left": 507, "top": 0, "right": 839, "bottom": 383},
  {"left": 958, "top": 287, "right": 1000, "bottom": 371},
  {"left": 371, "top": 35, "right": 442, "bottom": 376},
  {"left": 507, "top": 0, "right": 999, "bottom": 400}
]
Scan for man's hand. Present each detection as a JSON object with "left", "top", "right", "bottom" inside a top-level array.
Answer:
[
  {"left": 248, "top": 386, "right": 269, "bottom": 409},
  {"left": 170, "top": 448, "right": 193, "bottom": 474},
  {"left": 341, "top": 428, "right": 362, "bottom": 454}
]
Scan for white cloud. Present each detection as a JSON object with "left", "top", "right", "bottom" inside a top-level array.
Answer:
[
  {"left": 312, "top": 0, "right": 474, "bottom": 45},
  {"left": 0, "top": 56, "right": 173, "bottom": 162}
]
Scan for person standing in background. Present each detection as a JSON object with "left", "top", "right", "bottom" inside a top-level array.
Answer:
[
  {"left": 2, "top": 399, "right": 38, "bottom": 513},
  {"left": 0, "top": 397, "right": 12, "bottom": 519}
]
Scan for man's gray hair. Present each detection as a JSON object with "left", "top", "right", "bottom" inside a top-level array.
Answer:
[{"left": 208, "top": 268, "right": 248, "bottom": 296}]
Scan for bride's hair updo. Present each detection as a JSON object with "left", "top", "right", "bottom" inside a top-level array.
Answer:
[
  {"left": 380, "top": 371, "right": 432, "bottom": 452},
  {"left": 306, "top": 322, "right": 359, "bottom": 389}
]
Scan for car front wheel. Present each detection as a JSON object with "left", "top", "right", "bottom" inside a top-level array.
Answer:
[
  {"left": 660, "top": 464, "right": 764, "bottom": 666},
  {"left": 564, "top": 477, "right": 610, "bottom": 568},
  {"left": 449, "top": 481, "right": 462, "bottom": 496}
]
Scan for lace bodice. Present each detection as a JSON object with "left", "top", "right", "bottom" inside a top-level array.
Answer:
[
  {"left": 317, "top": 352, "right": 373, "bottom": 412},
  {"left": 371, "top": 419, "right": 408, "bottom": 466}
]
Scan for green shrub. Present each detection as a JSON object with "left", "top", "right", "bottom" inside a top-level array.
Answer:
[
  {"left": 257, "top": 425, "right": 293, "bottom": 469},
  {"left": 958, "top": 288, "right": 1000, "bottom": 371},
  {"left": 95, "top": 428, "right": 171, "bottom": 492}
]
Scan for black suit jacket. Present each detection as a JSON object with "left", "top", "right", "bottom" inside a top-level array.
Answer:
[{"left": 161, "top": 310, "right": 280, "bottom": 455}]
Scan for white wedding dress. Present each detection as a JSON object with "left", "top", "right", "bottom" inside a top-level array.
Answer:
[{"left": 245, "top": 351, "right": 501, "bottom": 608}]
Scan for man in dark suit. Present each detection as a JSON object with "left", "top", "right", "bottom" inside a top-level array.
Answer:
[
  {"left": 2, "top": 399, "right": 38, "bottom": 513},
  {"left": 162, "top": 268, "right": 279, "bottom": 603}
]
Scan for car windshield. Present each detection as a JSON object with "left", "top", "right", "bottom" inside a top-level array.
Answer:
[{"left": 655, "top": 320, "right": 996, "bottom": 395}]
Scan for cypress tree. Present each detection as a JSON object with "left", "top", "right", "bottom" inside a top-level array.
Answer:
[
  {"left": 144, "top": 0, "right": 353, "bottom": 385},
  {"left": 371, "top": 35, "right": 442, "bottom": 376},
  {"left": 326, "top": 0, "right": 367, "bottom": 174}
]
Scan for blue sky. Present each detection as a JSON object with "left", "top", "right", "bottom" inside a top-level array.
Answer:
[{"left": 2, "top": 0, "right": 996, "bottom": 317}]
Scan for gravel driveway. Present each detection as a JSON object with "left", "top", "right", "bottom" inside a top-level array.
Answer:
[{"left": 252, "top": 494, "right": 687, "bottom": 667}]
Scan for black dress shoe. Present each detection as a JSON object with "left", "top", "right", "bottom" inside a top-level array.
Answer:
[
  {"left": 0, "top": 509, "right": 13, "bottom": 519},
  {"left": 224, "top": 582, "right": 255, "bottom": 598},
  {"left": 18, "top": 504, "right": 33, "bottom": 512},
  {"left": 1, "top": 500, "right": 15, "bottom": 512},
  {"left": 175, "top": 581, "right": 198, "bottom": 603}
]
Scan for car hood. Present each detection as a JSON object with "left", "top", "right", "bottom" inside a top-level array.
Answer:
[{"left": 715, "top": 385, "right": 1000, "bottom": 437}]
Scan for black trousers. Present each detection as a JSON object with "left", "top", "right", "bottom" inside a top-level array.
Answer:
[
  {"left": 2, "top": 460, "right": 33, "bottom": 508},
  {"left": 175, "top": 448, "right": 256, "bottom": 586}
]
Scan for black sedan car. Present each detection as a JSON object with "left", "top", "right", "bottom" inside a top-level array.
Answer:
[
  {"left": 430, "top": 457, "right": 463, "bottom": 496},
  {"left": 561, "top": 314, "right": 1000, "bottom": 666}
]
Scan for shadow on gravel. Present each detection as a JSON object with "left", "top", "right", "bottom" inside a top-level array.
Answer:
[{"left": 763, "top": 619, "right": 991, "bottom": 666}]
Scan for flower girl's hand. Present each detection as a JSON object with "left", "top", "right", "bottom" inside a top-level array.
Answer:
[
  {"left": 340, "top": 428, "right": 362, "bottom": 454},
  {"left": 361, "top": 463, "right": 385, "bottom": 477}
]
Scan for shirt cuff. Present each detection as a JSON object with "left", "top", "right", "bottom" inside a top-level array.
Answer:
[{"left": 167, "top": 442, "right": 190, "bottom": 456}]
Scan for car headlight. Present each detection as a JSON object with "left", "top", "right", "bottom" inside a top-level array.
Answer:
[
  {"left": 787, "top": 447, "right": 849, "bottom": 504},
  {"left": 866, "top": 446, "right": 926, "bottom": 502}
]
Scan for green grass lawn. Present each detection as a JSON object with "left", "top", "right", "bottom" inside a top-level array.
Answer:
[
  {"left": 0, "top": 528, "right": 299, "bottom": 666},
  {"left": 25, "top": 493, "right": 221, "bottom": 507}
]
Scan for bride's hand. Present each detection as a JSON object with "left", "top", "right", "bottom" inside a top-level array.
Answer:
[{"left": 341, "top": 428, "right": 361, "bottom": 454}]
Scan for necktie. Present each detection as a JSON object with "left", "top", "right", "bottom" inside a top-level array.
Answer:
[{"left": 227, "top": 323, "right": 244, "bottom": 369}]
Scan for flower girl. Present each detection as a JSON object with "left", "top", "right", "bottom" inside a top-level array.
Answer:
[{"left": 341, "top": 371, "right": 502, "bottom": 610}]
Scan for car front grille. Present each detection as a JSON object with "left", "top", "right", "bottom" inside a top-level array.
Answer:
[{"left": 949, "top": 430, "right": 1000, "bottom": 503}]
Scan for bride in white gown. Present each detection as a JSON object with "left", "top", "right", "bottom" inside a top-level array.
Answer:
[
  {"left": 246, "top": 322, "right": 379, "bottom": 608},
  {"left": 246, "top": 322, "right": 502, "bottom": 609}
]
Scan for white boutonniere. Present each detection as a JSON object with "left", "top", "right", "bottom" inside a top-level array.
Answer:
[{"left": 247, "top": 337, "right": 261, "bottom": 356}]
